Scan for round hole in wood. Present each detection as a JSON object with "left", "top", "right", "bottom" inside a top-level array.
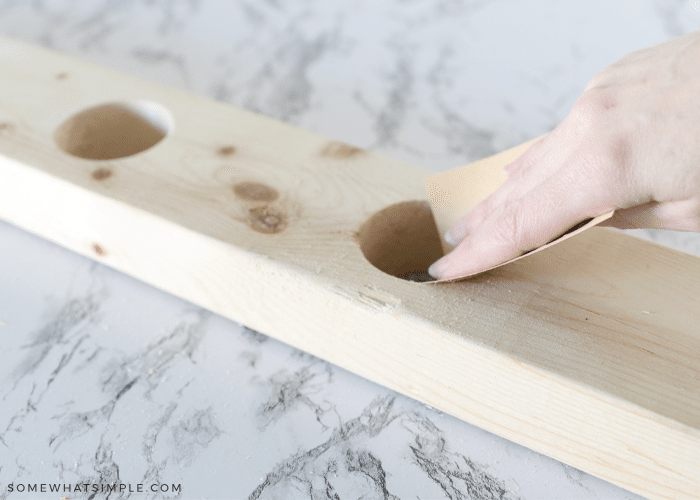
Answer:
[
  {"left": 358, "top": 200, "right": 444, "bottom": 282},
  {"left": 54, "top": 101, "right": 173, "bottom": 160}
]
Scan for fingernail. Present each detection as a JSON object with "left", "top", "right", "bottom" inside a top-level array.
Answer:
[
  {"left": 444, "top": 231, "right": 458, "bottom": 247},
  {"left": 428, "top": 256, "right": 449, "bottom": 279},
  {"left": 444, "top": 226, "right": 466, "bottom": 247}
]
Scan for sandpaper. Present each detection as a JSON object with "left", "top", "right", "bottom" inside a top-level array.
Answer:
[{"left": 425, "top": 138, "right": 614, "bottom": 282}]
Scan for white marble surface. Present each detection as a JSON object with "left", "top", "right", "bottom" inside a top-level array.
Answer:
[{"left": 1, "top": 1, "right": 699, "bottom": 499}]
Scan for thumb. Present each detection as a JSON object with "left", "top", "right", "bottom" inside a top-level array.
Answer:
[{"left": 599, "top": 199, "right": 700, "bottom": 232}]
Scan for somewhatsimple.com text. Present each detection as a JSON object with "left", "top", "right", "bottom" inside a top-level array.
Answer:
[{"left": 7, "top": 483, "right": 181, "bottom": 494}]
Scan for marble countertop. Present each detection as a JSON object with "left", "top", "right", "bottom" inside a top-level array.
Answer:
[{"left": 1, "top": 1, "right": 699, "bottom": 499}]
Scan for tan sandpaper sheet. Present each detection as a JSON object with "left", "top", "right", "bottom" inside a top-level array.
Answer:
[{"left": 425, "top": 138, "right": 614, "bottom": 282}]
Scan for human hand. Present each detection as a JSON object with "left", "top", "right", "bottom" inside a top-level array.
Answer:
[{"left": 428, "top": 29, "right": 700, "bottom": 280}]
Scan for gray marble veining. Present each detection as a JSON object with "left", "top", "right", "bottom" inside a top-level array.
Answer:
[{"left": 1, "top": 1, "right": 698, "bottom": 498}]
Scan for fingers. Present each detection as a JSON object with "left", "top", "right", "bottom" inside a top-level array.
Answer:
[
  {"left": 502, "top": 135, "right": 548, "bottom": 178},
  {"left": 445, "top": 174, "right": 530, "bottom": 246},
  {"left": 430, "top": 174, "right": 611, "bottom": 280},
  {"left": 601, "top": 198, "right": 700, "bottom": 231},
  {"left": 445, "top": 137, "right": 552, "bottom": 246}
]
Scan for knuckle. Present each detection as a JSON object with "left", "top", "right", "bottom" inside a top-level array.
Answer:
[
  {"left": 491, "top": 201, "right": 528, "bottom": 251},
  {"left": 470, "top": 194, "right": 504, "bottom": 227},
  {"left": 569, "top": 88, "right": 617, "bottom": 130},
  {"left": 584, "top": 66, "right": 614, "bottom": 91},
  {"left": 584, "top": 71, "right": 605, "bottom": 91}
]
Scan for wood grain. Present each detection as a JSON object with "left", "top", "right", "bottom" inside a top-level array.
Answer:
[{"left": 0, "top": 37, "right": 698, "bottom": 499}]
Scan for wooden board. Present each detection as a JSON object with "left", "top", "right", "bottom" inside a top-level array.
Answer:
[{"left": 0, "top": 37, "right": 698, "bottom": 499}]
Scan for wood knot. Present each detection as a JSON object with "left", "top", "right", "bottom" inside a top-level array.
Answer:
[
  {"left": 217, "top": 145, "right": 237, "bottom": 156},
  {"left": 248, "top": 206, "right": 287, "bottom": 234},
  {"left": 92, "top": 167, "right": 113, "bottom": 181},
  {"left": 92, "top": 243, "right": 106, "bottom": 256},
  {"left": 321, "top": 141, "right": 364, "bottom": 159},
  {"left": 233, "top": 182, "right": 279, "bottom": 202}
]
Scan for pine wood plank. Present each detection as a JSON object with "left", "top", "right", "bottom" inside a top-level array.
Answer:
[{"left": 0, "top": 37, "right": 698, "bottom": 499}]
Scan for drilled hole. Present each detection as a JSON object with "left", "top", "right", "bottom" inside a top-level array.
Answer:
[
  {"left": 54, "top": 101, "right": 173, "bottom": 160},
  {"left": 358, "top": 200, "right": 444, "bottom": 282}
]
